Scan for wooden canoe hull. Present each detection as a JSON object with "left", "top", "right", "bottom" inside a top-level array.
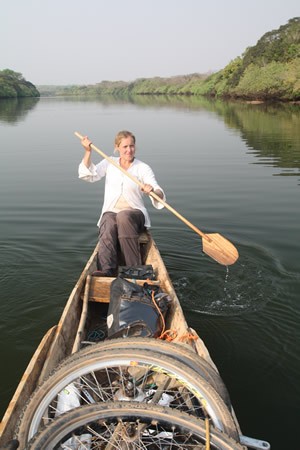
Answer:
[
  {"left": 0, "top": 326, "right": 57, "bottom": 445},
  {"left": 0, "top": 233, "right": 223, "bottom": 445}
]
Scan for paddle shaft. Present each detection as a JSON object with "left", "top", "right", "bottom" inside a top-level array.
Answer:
[{"left": 75, "top": 132, "right": 211, "bottom": 243}]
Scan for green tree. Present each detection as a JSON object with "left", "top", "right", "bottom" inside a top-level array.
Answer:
[{"left": 0, "top": 69, "right": 39, "bottom": 98}]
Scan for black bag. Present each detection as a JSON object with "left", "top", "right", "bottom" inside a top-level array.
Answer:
[
  {"left": 107, "top": 277, "right": 170, "bottom": 339},
  {"left": 118, "top": 265, "right": 155, "bottom": 280}
]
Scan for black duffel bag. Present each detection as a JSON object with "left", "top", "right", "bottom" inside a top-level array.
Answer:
[{"left": 107, "top": 276, "right": 170, "bottom": 339}]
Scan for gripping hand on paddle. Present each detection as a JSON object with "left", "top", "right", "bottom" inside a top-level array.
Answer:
[
  {"left": 141, "top": 184, "right": 153, "bottom": 195},
  {"left": 81, "top": 136, "right": 93, "bottom": 168},
  {"left": 81, "top": 136, "right": 92, "bottom": 151},
  {"left": 141, "top": 184, "right": 164, "bottom": 199}
]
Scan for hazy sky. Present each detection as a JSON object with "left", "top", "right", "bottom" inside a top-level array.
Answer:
[{"left": 1, "top": 0, "right": 299, "bottom": 85}]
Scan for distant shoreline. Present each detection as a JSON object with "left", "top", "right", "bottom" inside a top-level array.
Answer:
[{"left": 36, "top": 88, "right": 300, "bottom": 103}]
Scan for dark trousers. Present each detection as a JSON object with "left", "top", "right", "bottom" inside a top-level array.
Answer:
[{"left": 98, "top": 210, "right": 145, "bottom": 273}]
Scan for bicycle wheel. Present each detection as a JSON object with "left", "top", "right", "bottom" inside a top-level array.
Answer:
[
  {"left": 26, "top": 402, "right": 243, "bottom": 449},
  {"left": 16, "top": 348, "right": 238, "bottom": 447},
  {"left": 74, "top": 337, "right": 231, "bottom": 408}
]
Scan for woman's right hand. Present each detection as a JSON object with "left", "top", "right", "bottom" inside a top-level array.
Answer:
[
  {"left": 81, "top": 136, "right": 92, "bottom": 151},
  {"left": 81, "top": 136, "right": 93, "bottom": 169}
]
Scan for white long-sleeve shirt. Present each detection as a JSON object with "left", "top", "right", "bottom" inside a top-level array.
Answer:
[{"left": 78, "top": 157, "right": 165, "bottom": 228}]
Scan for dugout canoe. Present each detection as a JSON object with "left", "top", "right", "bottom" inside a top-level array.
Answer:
[{"left": 0, "top": 232, "right": 244, "bottom": 447}]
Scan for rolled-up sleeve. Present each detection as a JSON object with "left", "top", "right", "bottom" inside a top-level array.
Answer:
[
  {"left": 78, "top": 160, "right": 107, "bottom": 182},
  {"left": 150, "top": 191, "right": 165, "bottom": 209},
  {"left": 140, "top": 164, "right": 166, "bottom": 209}
]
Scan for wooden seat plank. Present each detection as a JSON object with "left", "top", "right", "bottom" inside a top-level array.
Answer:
[{"left": 84, "top": 276, "right": 162, "bottom": 303}]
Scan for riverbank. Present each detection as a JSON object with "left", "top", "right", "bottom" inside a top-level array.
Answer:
[
  {"left": 37, "top": 57, "right": 299, "bottom": 102},
  {"left": 37, "top": 18, "right": 299, "bottom": 102}
]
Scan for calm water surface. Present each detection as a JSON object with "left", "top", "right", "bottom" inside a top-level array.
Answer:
[{"left": 0, "top": 96, "right": 299, "bottom": 448}]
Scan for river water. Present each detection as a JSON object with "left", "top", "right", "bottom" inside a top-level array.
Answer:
[{"left": 0, "top": 95, "right": 299, "bottom": 448}]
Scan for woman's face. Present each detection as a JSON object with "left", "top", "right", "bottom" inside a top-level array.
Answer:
[{"left": 116, "top": 136, "right": 136, "bottom": 162}]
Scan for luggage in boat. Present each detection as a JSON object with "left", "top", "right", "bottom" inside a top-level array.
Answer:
[
  {"left": 107, "top": 276, "right": 170, "bottom": 338},
  {"left": 118, "top": 264, "right": 155, "bottom": 280}
]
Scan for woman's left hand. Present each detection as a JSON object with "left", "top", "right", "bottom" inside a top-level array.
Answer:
[{"left": 141, "top": 184, "right": 153, "bottom": 195}]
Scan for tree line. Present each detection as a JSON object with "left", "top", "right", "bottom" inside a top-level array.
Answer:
[
  {"left": 0, "top": 69, "right": 40, "bottom": 98},
  {"left": 45, "top": 17, "right": 299, "bottom": 101}
]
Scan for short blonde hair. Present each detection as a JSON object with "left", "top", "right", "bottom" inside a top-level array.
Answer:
[{"left": 115, "top": 130, "right": 136, "bottom": 147}]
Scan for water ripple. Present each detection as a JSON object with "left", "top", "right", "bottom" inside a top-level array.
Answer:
[{"left": 165, "top": 242, "right": 298, "bottom": 317}]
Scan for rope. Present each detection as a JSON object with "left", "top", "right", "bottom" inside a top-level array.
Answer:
[
  {"left": 159, "top": 329, "right": 178, "bottom": 341},
  {"left": 87, "top": 324, "right": 106, "bottom": 342},
  {"left": 150, "top": 290, "right": 198, "bottom": 343},
  {"left": 178, "top": 333, "right": 198, "bottom": 341}
]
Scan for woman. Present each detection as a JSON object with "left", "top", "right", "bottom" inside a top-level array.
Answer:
[{"left": 79, "top": 130, "right": 165, "bottom": 276}]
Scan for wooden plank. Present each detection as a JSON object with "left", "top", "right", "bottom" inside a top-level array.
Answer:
[
  {"left": 88, "top": 296, "right": 110, "bottom": 303},
  {"left": 86, "top": 277, "right": 162, "bottom": 304}
]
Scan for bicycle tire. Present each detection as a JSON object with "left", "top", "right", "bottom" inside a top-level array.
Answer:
[
  {"left": 16, "top": 348, "right": 238, "bottom": 446},
  {"left": 76, "top": 337, "right": 231, "bottom": 407},
  {"left": 26, "top": 402, "right": 244, "bottom": 449}
]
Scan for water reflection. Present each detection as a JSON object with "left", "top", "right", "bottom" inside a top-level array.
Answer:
[
  {"left": 48, "top": 92, "right": 215, "bottom": 110},
  {"left": 54, "top": 94, "right": 300, "bottom": 180},
  {"left": 129, "top": 95, "right": 300, "bottom": 180},
  {"left": 212, "top": 101, "right": 300, "bottom": 178},
  {"left": 1, "top": 93, "right": 299, "bottom": 180},
  {"left": 0, "top": 97, "right": 40, "bottom": 124},
  {"left": 125, "top": 94, "right": 300, "bottom": 181}
]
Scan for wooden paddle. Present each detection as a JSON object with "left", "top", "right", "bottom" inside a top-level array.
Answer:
[{"left": 75, "top": 132, "right": 239, "bottom": 266}]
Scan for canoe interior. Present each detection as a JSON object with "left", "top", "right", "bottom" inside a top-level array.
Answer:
[{"left": 0, "top": 232, "right": 215, "bottom": 445}]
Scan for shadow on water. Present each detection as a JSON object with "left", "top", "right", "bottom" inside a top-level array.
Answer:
[{"left": 0, "top": 97, "right": 40, "bottom": 124}]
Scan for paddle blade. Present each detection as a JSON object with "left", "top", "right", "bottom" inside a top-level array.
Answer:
[{"left": 202, "top": 233, "right": 239, "bottom": 266}]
